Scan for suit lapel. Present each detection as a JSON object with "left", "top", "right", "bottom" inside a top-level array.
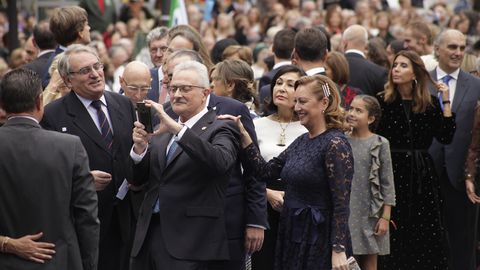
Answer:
[
  {"left": 105, "top": 92, "right": 124, "bottom": 155},
  {"left": 163, "top": 110, "right": 216, "bottom": 170},
  {"left": 65, "top": 92, "right": 111, "bottom": 155},
  {"left": 452, "top": 71, "right": 469, "bottom": 112}
]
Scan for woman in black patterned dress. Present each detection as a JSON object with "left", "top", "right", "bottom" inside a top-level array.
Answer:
[
  {"left": 221, "top": 75, "right": 354, "bottom": 270},
  {"left": 376, "top": 50, "right": 455, "bottom": 269}
]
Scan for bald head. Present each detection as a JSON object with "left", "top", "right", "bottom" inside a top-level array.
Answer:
[
  {"left": 434, "top": 29, "right": 466, "bottom": 74},
  {"left": 342, "top": 24, "right": 368, "bottom": 51},
  {"left": 121, "top": 61, "right": 152, "bottom": 103}
]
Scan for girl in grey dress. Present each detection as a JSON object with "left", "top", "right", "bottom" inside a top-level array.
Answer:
[{"left": 346, "top": 95, "right": 396, "bottom": 270}]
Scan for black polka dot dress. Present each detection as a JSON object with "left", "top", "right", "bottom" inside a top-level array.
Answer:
[{"left": 376, "top": 94, "right": 455, "bottom": 270}]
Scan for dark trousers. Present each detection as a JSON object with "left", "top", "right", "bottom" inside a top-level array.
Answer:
[
  {"left": 130, "top": 215, "right": 208, "bottom": 270},
  {"left": 440, "top": 169, "right": 478, "bottom": 270},
  {"left": 98, "top": 208, "right": 131, "bottom": 270}
]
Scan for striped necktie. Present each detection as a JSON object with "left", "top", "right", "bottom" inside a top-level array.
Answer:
[{"left": 91, "top": 100, "right": 113, "bottom": 150}]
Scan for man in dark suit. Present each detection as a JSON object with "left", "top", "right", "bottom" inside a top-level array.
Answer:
[
  {"left": 22, "top": 20, "right": 56, "bottom": 80},
  {"left": 145, "top": 26, "right": 169, "bottom": 104},
  {"left": 79, "top": 0, "right": 116, "bottom": 33},
  {"left": 42, "top": 6, "right": 92, "bottom": 88},
  {"left": 258, "top": 29, "right": 295, "bottom": 115},
  {"left": 0, "top": 68, "right": 99, "bottom": 270},
  {"left": 428, "top": 29, "right": 480, "bottom": 270},
  {"left": 341, "top": 24, "right": 388, "bottom": 96},
  {"left": 162, "top": 49, "right": 267, "bottom": 270},
  {"left": 41, "top": 45, "right": 136, "bottom": 270},
  {"left": 130, "top": 60, "right": 240, "bottom": 269},
  {"left": 291, "top": 28, "right": 328, "bottom": 76}
]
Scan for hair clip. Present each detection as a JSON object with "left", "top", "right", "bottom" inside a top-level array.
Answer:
[{"left": 322, "top": 83, "right": 331, "bottom": 98}]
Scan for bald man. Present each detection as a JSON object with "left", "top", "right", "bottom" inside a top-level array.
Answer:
[
  {"left": 121, "top": 61, "right": 152, "bottom": 104},
  {"left": 341, "top": 24, "right": 388, "bottom": 96}
]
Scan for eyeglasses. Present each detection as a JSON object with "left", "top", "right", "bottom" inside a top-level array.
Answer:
[
  {"left": 69, "top": 62, "right": 104, "bottom": 76},
  {"left": 150, "top": 46, "right": 169, "bottom": 54},
  {"left": 122, "top": 78, "right": 151, "bottom": 93},
  {"left": 167, "top": 84, "right": 204, "bottom": 94}
]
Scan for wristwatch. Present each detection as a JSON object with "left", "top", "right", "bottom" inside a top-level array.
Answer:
[{"left": 332, "top": 244, "right": 346, "bottom": 253}]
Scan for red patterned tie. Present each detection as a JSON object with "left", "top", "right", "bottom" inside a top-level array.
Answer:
[{"left": 98, "top": 0, "right": 105, "bottom": 14}]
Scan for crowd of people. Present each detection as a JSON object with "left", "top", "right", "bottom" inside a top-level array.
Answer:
[{"left": 0, "top": 0, "right": 480, "bottom": 270}]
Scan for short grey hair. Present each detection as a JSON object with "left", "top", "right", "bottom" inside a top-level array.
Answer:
[
  {"left": 146, "top": 26, "right": 169, "bottom": 47},
  {"left": 58, "top": 44, "right": 100, "bottom": 78},
  {"left": 172, "top": 60, "right": 209, "bottom": 88},
  {"left": 167, "top": 49, "right": 204, "bottom": 65}
]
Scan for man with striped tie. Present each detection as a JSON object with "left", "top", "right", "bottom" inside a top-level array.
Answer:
[{"left": 41, "top": 44, "right": 136, "bottom": 270}]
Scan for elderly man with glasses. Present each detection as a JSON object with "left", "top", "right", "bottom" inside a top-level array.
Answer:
[
  {"left": 129, "top": 60, "right": 241, "bottom": 270},
  {"left": 41, "top": 44, "right": 136, "bottom": 270}
]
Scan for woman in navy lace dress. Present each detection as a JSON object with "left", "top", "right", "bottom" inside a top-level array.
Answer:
[{"left": 221, "top": 75, "right": 354, "bottom": 270}]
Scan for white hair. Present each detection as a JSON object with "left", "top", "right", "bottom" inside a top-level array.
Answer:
[{"left": 172, "top": 60, "right": 209, "bottom": 88}]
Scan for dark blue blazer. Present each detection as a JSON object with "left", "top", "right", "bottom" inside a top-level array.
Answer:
[
  {"left": 345, "top": 52, "right": 388, "bottom": 96},
  {"left": 166, "top": 94, "right": 267, "bottom": 260},
  {"left": 42, "top": 47, "right": 65, "bottom": 88},
  {"left": 147, "top": 67, "right": 160, "bottom": 102}
]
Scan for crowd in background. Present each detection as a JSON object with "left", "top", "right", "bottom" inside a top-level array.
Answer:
[{"left": 0, "top": 0, "right": 480, "bottom": 270}]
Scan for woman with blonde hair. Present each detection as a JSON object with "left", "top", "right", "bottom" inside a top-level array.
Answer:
[
  {"left": 221, "top": 75, "right": 354, "bottom": 270},
  {"left": 43, "top": 53, "right": 70, "bottom": 107},
  {"left": 376, "top": 50, "right": 454, "bottom": 269}
]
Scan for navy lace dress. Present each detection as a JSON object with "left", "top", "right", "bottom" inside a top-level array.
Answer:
[{"left": 242, "top": 128, "right": 354, "bottom": 270}]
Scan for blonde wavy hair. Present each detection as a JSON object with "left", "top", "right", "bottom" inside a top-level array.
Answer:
[{"left": 294, "top": 75, "right": 347, "bottom": 131}]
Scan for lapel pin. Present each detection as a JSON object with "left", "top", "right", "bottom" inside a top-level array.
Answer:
[
  {"left": 212, "top": 106, "right": 217, "bottom": 111},
  {"left": 61, "top": 127, "right": 67, "bottom": 132},
  {"left": 201, "top": 126, "right": 207, "bottom": 130}
]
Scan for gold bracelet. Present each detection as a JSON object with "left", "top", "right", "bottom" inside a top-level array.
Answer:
[
  {"left": 380, "top": 216, "right": 390, "bottom": 221},
  {"left": 1, "top": 236, "right": 9, "bottom": 253}
]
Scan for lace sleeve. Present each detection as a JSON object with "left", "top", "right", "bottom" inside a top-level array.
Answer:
[
  {"left": 242, "top": 143, "right": 288, "bottom": 182},
  {"left": 465, "top": 102, "right": 480, "bottom": 180},
  {"left": 325, "top": 136, "right": 354, "bottom": 247}
]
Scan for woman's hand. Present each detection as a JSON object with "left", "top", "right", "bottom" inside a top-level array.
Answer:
[
  {"left": 435, "top": 81, "right": 449, "bottom": 100},
  {"left": 5, "top": 232, "right": 55, "bottom": 264},
  {"left": 266, "top": 189, "right": 284, "bottom": 212},
  {"left": 465, "top": 180, "right": 480, "bottom": 204},
  {"left": 217, "top": 114, "right": 252, "bottom": 148},
  {"left": 331, "top": 251, "right": 348, "bottom": 270},
  {"left": 374, "top": 217, "right": 389, "bottom": 236}
]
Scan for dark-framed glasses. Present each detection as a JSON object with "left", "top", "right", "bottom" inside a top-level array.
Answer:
[
  {"left": 69, "top": 62, "right": 104, "bottom": 76},
  {"left": 167, "top": 84, "right": 204, "bottom": 94}
]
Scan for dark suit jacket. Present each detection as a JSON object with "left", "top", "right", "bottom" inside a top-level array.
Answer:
[
  {"left": 131, "top": 110, "right": 240, "bottom": 260},
  {"left": 345, "top": 52, "right": 388, "bottom": 96},
  {"left": 41, "top": 91, "right": 136, "bottom": 269},
  {"left": 164, "top": 95, "right": 268, "bottom": 260},
  {"left": 147, "top": 67, "right": 160, "bottom": 102},
  {"left": 80, "top": 0, "right": 116, "bottom": 33},
  {"left": 0, "top": 117, "right": 99, "bottom": 270},
  {"left": 428, "top": 69, "right": 480, "bottom": 190},
  {"left": 42, "top": 47, "right": 65, "bottom": 89},
  {"left": 22, "top": 51, "right": 55, "bottom": 80}
]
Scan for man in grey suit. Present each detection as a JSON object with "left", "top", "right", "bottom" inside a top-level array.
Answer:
[
  {"left": 0, "top": 68, "right": 99, "bottom": 270},
  {"left": 429, "top": 29, "right": 480, "bottom": 270}
]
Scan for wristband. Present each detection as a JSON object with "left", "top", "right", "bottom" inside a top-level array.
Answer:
[{"left": 442, "top": 100, "right": 451, "bottom": 104}]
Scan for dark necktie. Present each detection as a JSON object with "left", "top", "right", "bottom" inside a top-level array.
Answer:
[
  {"left": 439, "top": 74, "right": 452, "bottom": 111},
  {"left": 91, "top": 100, "right": 113, "bottom": 150},
  {"left": 153, "top": 139, "right": 179, "bottom": 213}
]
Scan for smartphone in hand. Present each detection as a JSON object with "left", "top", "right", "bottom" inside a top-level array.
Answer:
[{"left": 136, "top": 102, "right": 153, "bottom": 133}]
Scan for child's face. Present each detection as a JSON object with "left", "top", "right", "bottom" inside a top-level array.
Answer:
[{"left": 347, "top": 98, "right": 373, "bottom": 130}]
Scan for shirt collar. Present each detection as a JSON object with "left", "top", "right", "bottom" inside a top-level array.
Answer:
[
  {"left": 436, "top": 67, "right": 459, "bottom": 81},
  {"left": 7, "top": 115, "right": 39, "bottom": 123},
  {"left": 179, "top": 106, "right": 209, "bottom": 128},
  {"left": 75, "top": 92, "right": 108, "bottom": 109},
  {"left": 37, "top": 49, "right": 55, "bottom": 57},
  {"left": 345, "top": 49, "right": 366, "bottom": 58},
  {"left": 273, "top": 61, "right": 291, "bottom": 70},
  {"left": 306, "top": 67, "right": 326, "bottom": 76}
]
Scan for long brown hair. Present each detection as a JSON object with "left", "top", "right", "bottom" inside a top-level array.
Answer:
[
  {"left": 381, "top": 50, "right": 434, "bottom": 113},
  {"left": 294, "top": 75, "right": 347, "bottom": 130}
]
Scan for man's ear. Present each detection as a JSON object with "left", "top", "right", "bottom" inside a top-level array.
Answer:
[
  {"left": 62, "top": 75, "right": 73, "bottom": 89},
  {"left": 35, "top": 93, "right": 43, "bottom": 110}
]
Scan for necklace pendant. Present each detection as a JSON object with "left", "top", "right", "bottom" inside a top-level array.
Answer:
[{"left": 277, "top": 134, "right": 286, "bottom": 147}]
